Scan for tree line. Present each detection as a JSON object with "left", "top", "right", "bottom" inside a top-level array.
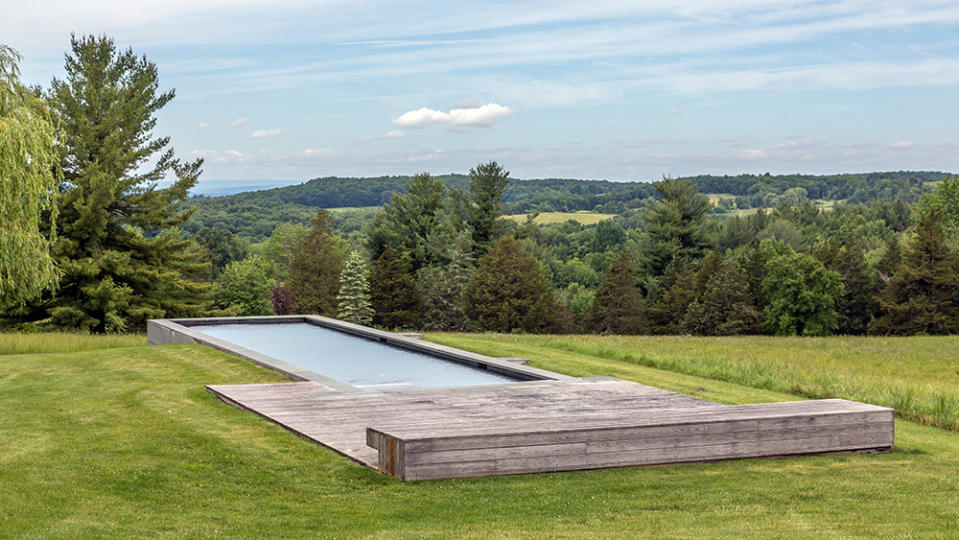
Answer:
[{"left": 4, "top": 36, "right": 959, "bottom": 336}]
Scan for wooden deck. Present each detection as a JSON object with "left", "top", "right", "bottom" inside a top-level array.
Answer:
[{"left": 206, "top": 377, "right": 894, "bottom": 480}]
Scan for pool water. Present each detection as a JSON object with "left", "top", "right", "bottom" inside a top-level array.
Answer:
[{"left": 194, "top": 322, "right": 517, "bottom": 390}]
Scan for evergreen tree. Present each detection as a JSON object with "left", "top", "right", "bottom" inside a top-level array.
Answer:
[
  {"left": 815, "top": 240, "right": 881, "bottom": 334},
  {"left": 194, "top": 225, "right": 248, "bottom": 278},
  {"left": 463, "top": 237, "right": 556, "bottom": 333},
  {"left": 369, "top": 246, "right": 419, "bottom": 329},
  {"left": 762, "top": 243, "right": 844, "bottom": 336},
  {"left": 336, "top": 251, "right": 373, "bottom": 325},
  {"left": 212, "top": 255, "right": 275, "bottom": 316},
  {"left": 418, "top": 245, "right": 474, "bottom": 331},
  {"left": 584, "top": 250, "right": 646, "bottom": 334},
  {"left": 645, "top": 258, "right": 697, "bottom": 335},
  {"left": 0, "top": 45, "right": 60, "bottom": 307},
  {"left": 365, "top": 172, "right": 453, "bottom": 272},
  {"left": 870, "top": 209, "right": 959, "bottom": 335},
  {"left": 34, "top": 35, "right": 209, "bottom": 331},
  {"left": 467, "top": 161, "right": 510, "bottom": 256},
  {"left": 288, "top": 210, "right": 344, "bottom": 315},
  {"left": 683, "top": 259, "right": 760, "bottom": 335},
  {"left": 639, "top": 178, "right": 712, "bottom": 278}
]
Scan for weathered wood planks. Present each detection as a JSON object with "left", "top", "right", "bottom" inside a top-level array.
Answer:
[
  {"left": 367, "top": 399, "right": 894, "bottom": 480},
  {"left": 206, "top": 378, "right": 894, "bottom": 481}
]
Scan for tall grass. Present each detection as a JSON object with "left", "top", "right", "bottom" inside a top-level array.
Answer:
[
  {"left": 427, "top": 333, "right": 959, "bottom": 431},
  {"left": 0, "top": 332, "right": 145, "bottom": 355}
]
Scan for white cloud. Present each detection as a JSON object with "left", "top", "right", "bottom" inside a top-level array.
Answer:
[
  {"left": 383, "top": 129, "right": 405, "bottom": 138},
  {"left": 737, "top": 149, "right": 768, "bottom": 160},
  {"left": 196, "top": 122, "right": 209, "bottom": 128},
  {"left": 392, "top": 103, "right": 513, "bottom": 129},
  {"left": 890, "top": 140, "right": 916, "bottom": 149},
  {"left": 251, "top": 128, "right": 283, "bottom": 139},
  {"left": 226, "top": 118, "right": 250, "bottom": 129},
  {"left": 664, "top": 106, "right": 682, "bottom": 117}
]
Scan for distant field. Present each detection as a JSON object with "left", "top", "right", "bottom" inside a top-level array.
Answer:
[
  {"left": 505, "top": 211, "right": 618, "bottom": 225},
  {"left": 324, "top": 206, "right": 380, "bottom": 212},
  {"left": 426, "top": 333, "right": 959, "bottom": 431}
]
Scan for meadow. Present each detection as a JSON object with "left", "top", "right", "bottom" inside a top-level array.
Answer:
[
  {"left": 1, "top": 332, "right": 957, "bottom": 538},
  {"left": 504, "top": 211, "right": 618, "bottom": 225}
]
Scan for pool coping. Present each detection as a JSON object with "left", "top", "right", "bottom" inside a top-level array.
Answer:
[{"left": 147, "top": 315, "right": 574, "bottom": 393}]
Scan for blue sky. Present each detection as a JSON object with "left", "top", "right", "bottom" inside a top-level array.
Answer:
[{"left": 6, "top": 1, "right": 959, "bottom": 185}]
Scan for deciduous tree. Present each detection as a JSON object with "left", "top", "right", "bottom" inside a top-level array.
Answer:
[{"left": 0, "top": 45, "right": 59, "bottom": 307}]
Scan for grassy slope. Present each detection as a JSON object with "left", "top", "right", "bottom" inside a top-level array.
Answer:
[
  {"left": 0, "top": 332, "right": 144, "bottom": 355},
  {"left": 0, "top": 337, "right": 957, "bottom": 538}
]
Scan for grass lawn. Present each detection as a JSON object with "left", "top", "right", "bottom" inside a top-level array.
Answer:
[
  {"left": 504, "top": 211, "right": 618, "bottom": 225},
  {"left": 1, "top": 335, "right": 957, "bottom": 538}
]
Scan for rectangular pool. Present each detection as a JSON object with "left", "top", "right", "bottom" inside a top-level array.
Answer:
[
  {"left": 148, "top": 316, "right": 567, "bottom": 392},
  {"left": 193, "top": 322, "right": 517, "bottom": 389}
]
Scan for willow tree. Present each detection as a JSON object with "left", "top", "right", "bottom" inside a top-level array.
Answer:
[
  {"left": 0, "top": 45, "right": 60, "bottom": 307},
  {"left": 37, "top": 35, "right": 210, "bottom": 332}
]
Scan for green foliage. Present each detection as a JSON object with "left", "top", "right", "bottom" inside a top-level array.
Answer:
[
  {"left": 463, "top": 237, "right": 556, "bottom": 332},
  {"left": 762, "top": 243, "right": 844, "bottom": 336},
  {"left": 366, "top": 172, "right": 453, "bottom": 272},
  {"left": 288, "top": 210, "right": 344, "bottom": 316},
  {"left": 369, "top": 246, "right": 419, "bottom": 329},
  {"left": 336, "top": 251, "right": 373, "bottom": 325},
  {"left": 259, "top": 222, "right": 307, "bottom": 282},
  {"left": 32, "top": 35, "right": 209, "bottom": 332},
  {"left": 212, "top": 256, "right": 275, "bottom": 316},
  {"left": 870, "top": 209, "right": 959, "bottom": 335},
  {"left": 0, "top": 44, "right": 60, "bottom": 306},
  {"left": 640, "top": 178, "right": 712, "bottom": 277},
  {"left": 645, "top": 258, "right": 697, "bottom": 335},
  {"left": 194, "top": 225, "right": 249, "bottom": 278},
  {"left": 467, "top": 161, "right": 510, "bottom": 256},
  {"left": 814, "top": 241, "right": 881, "bottom": 335},
  {"left": 584, "top": 250, "right": 645, "bottom": 334},
  {"left": 417, "top": 245, "right": 475, "bottom": 331},
  {"left": 917, "top": 176, "right": 959, "bottom": 232},
  {"left": 683, "top": 259, "right": 760, "bottom": 335}
]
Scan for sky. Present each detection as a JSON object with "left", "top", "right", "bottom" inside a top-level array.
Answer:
[{"left": 5, "top": 0, "right": 959, "bottom": 186}]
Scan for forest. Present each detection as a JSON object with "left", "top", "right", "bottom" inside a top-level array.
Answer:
[{"left": 4, "top": 36, "right": 959, "bottom": 338}]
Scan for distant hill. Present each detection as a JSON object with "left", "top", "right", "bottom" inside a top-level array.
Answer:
[{"left": 185, "top": 171, "right": 951, "bottom": 240}]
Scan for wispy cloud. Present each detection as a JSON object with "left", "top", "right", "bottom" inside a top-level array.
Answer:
[
  {"left": 226, "top": 117, "right": 249, "bottom": 129},
  {"left": 890, "top": 141, "right": 916, "bottom": 149},
  {"left": 196, "top": 121, "right": 209, "bottom": 128},
  {"left": 251, "top": 128, "right": 283, "bottom": 139}
]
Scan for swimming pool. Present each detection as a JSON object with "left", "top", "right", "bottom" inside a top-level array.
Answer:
[{"left": 147, "top": 315, "right": 568, "bottom": 391}]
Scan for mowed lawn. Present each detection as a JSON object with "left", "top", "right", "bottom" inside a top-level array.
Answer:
[{"left": 1, "top": 334, "right": 957, "bottom": 538}]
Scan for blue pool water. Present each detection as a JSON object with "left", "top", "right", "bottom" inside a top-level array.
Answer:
[{"left": 193, "top": 322, "right": 517, "bottom": 389}]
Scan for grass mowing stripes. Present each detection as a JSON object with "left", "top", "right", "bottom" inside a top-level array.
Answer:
[
  {"left": 425, "top": 333, "right": 959, "bottom": 431},
  {"left": 1, "top": 336, "right": 958, "bottom": 537}
]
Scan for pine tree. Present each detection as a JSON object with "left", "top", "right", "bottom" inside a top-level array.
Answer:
[
  {"left": 288, "top": 210, "right": 344, "bottom": 315},
  {"left": 639, "top": 178, "right": 712, "bottom": 278},
  {"left": 336, "top": 251, "right": 373, "bottom": 325},
  {"left": 683, "top": 259, "right": 759, "bottom": 335},
  {"left": 365, "top": 172, "right": 452, "bottom": 273},
  {"left": 467, "top": 161, "right": 510, "bottom": 257},
  {"left": 418, "top": 245, "right": 474, "bottom": 331},
  {"left": 645, "top": 258, "right": 697, "bottom": 335},
  {"left": 369, "top": 246, "right": 419, "bottom": 329},
  {"left": 463, "top": 237, "right": 556, "bottom": 333},
  {"left": 815, "top": 240, "right": 881, "bottom": 335},
  {"left": 870, "top": 209, "right": 959, "bottom": 335},
  {"left": 0, "top": 45, "right": 60, "bottom": 307},
  {"left": 31, "top": 36, "right": 209, "bottom": 331},
  {"left": 584, "top": 250, "right": 646, "bottom": 334}
]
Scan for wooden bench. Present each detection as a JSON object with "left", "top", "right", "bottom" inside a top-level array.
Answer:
[{"left": 366, "top": 399, "right": 894, "bottom": 480}]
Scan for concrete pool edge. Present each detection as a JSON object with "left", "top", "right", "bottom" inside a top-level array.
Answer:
[{"left": 147, "top": 315, "right": 573, "bottom": 392}]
